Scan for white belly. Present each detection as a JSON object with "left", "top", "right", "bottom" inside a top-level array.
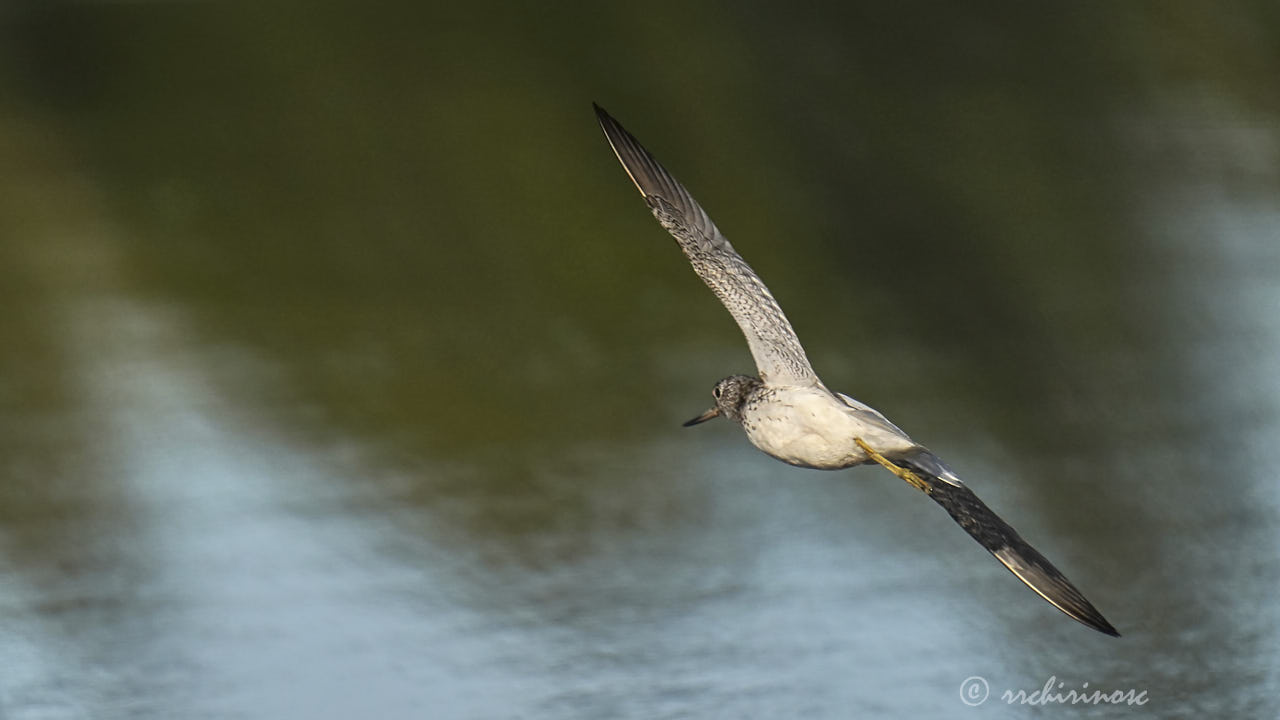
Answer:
[{"left": 740, "top": 386, "right": 916, "bottom": 470}]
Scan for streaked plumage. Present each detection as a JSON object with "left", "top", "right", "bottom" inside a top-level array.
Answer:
[{"left": 594, "top": 103, "right": 1118, "bottom": 637}]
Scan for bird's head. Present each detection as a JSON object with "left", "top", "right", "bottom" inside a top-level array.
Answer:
[{"left": 683, "top": 375, "right": 763, "bottom": 427}]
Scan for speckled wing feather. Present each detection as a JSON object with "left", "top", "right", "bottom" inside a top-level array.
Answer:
[
  {"left": 594, "top": 104, "right": 819, "bottom": 386},
  {"left": 894, "top": 448, "right": 1120, "bottom": 636}
]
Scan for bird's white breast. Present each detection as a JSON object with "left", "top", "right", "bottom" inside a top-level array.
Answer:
[{"left": 740, "top": 386, "right": 915, "bottom": 470}]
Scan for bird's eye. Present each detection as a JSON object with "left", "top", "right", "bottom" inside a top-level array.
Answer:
[{"left": 713, "top": 386, "right": 722, "bottom": 399}]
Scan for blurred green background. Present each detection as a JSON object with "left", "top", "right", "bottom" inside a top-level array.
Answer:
[{"left": 1, "top": 2, "right": 1278, "bottom": 718}]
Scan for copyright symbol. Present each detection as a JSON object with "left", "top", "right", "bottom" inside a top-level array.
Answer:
[{"left": 960, "top": 676, "right": 989, "bottom": 706}]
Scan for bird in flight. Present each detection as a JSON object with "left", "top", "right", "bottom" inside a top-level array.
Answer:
[{"left": 593, "top": 103, "right": 1118, "bottom": 637}]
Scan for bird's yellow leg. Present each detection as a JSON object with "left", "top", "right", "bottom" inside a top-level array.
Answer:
[{"left": 854, "top": 437, "right": 932, "bottom": 495}]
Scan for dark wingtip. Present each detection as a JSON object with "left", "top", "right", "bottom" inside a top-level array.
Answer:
[
  {"left": 592, "top": 102, "right": 620, "bottom": 135},
  {"left": 895, "top": 452, "right": 1122, "bottom": 638},
  {"left": 988, "top": 539, "right": 1122, "bottom": 638},
  {"left": 1061, "top": 593, "right": 1120, "bottom": 637},
  {"left": 1090, "top": 614, "right": 1121, "bottom": 638},
  {"left": 591, "top": 103, "right": 679, "bottom": 203}
]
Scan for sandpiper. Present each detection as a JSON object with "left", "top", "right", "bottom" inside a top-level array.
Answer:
[{"left": 594, "top": 103, "right": 1118, "bottom": 637}]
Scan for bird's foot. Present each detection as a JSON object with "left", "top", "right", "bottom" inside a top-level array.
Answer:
[{"left": 854, "top": 437, "right": 931, "bottom": 494}]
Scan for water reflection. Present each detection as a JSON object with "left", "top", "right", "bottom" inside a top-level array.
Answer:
[{"left": 2, "top": 2, "right": 1280, "bottom": 718}]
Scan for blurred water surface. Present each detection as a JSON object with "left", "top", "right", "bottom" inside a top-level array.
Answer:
[{"left": 2, "top": 3, "right": 1279, "bottom": 718}]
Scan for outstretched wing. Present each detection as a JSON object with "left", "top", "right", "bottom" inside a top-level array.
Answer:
[
  {"left": 892, "top": 448, "right": 1120, "bottom": 636},
  {"left": 594, "top": 104, "right": 819, "bottom": 386}
]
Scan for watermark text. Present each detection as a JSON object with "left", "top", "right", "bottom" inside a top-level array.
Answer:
[{"left": 960, "top": 675, "right": 1148, "bottom": 707}]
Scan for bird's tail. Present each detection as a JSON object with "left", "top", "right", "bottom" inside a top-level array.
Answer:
[{"left": 890, "top": 447, "right": 1120, "bottom": 637}]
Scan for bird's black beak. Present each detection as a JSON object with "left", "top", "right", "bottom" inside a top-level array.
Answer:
[{"left": 682, "top": 407, "right": 721, "bottom": 427}]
